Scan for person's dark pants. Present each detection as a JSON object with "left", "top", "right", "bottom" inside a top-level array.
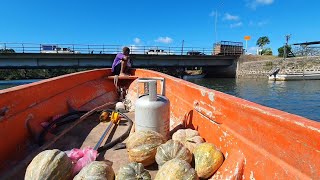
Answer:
[{"left": 113, "top": 63, "right": 121, "bottom": 75}]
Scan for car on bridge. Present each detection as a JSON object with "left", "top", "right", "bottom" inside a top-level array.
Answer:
[
  {"left": 146, "top": 49, "right": 174, "bottom": 55},
  {"left": 187, "top": 51, "right": 205, "bottom": 56},
  {"left": 41, "top": 45, "right": 80, "bottom": 54}
]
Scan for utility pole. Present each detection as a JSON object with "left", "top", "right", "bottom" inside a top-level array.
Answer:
[
  {"left": 284, "top": 34, "right": 291, "bottom": 60},
  {"left": 285, "top": 34, "right": 291, "bottom": 44},
  {"left": 215, "top": 10, "right": 218, "bottom": 43},
  {"left": 181, "top": 40, "right": 184, "bottom": 55}
]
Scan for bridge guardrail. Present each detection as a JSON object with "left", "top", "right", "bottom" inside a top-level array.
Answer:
[
  {"left": 0, "top": 42, "right": 214, "bottom": 55},
  {"left": 0, "top": 42, "right": 241, "bottom": 56}
]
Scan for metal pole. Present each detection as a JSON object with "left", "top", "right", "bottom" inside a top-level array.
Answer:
[
  {"left": 284, "top": 44, "right": 286, "bottom": 60},
  {"left": 215, "top": 10, "right": 218, "bottom": 43},
  {"left": 284, "top": 34, "right": 291, "bottom": 60},
  {"left": 94, "top": 122, "right": 113, "bottom": 150},
  {"left": 181, "top": 40, "right": 184, "bottom": 55},
  {"left": 245, "top": 40, "right": 248, "bottom": 53}
]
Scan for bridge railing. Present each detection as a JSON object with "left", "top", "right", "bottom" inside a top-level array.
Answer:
[{"left": 0, "top": 42, "right": 218, "bottom": 55}]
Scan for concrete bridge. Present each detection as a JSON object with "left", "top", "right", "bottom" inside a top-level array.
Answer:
[{"left": 0, "top": 53, "right": 240, "bottom": 77}]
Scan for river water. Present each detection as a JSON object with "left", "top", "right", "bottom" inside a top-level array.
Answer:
[
  {"left": 188, "top": 78, "right": 320, "bottom": 122},
  {"left": 1, "top": 78, "right": 319, "bottom": 122},
  {"left": 0, "top": 80, "right": 39, "bottom": 90}
]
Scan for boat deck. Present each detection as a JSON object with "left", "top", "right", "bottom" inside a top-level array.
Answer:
[{"left": 49, "top": 111, "right": 159, "bottom": 178}]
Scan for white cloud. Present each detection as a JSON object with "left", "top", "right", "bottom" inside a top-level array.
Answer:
[
  {"left": 257, "top": 20, "right": 268, "bottom": 26},
  {"left": 247, "top": 0, "right": 274, "bottom": 9},
  {"left": 249, "top": 20, "right": 268, "bottom": 27},
  {"left": 155, "top": 37, "right": 173, "bottom": 44},
  {"left": 230, "top": 22, "right": 243, "bottom": 28},
  {"left": 256, "top": 0, "right": 274, "bottom": 5},
  {"left": 246, "top": 46, "right": 259, "bottom": 55},
  {"left": 209, "top": 11, "right": 217, "bottom": 17},
  {"left": 133, "top": 38, "right": 141, "bottom": 44},
  {"left": 224, "top": 13, "right": 240, "bottom": 21}
]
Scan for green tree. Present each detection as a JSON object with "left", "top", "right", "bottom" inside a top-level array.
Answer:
[
  {"left": 278, "top": 45, "right": 292, "bottom": 57},
  {"left": 0, "top": 48, "right": 15, "bottom": 53},
  {"left": 256, "top": 36, "right": 270, "bottom": 50},
  {"left": 261, "top": 48, "right": 273, "bottom": 55}
]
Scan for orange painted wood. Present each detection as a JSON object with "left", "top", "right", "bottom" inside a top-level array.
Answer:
[
  {"left": 0, "top": 69, "right": 117, "bottom": 172},
  {"left": 128, "top": 69, "right": 320, "bottom": 179},
  {"left": 0, "top": 68, "right": 319, "bottom": 179}
]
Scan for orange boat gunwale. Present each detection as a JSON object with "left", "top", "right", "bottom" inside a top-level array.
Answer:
[
  {"left": 0, "top": 68, "right": 319, "bottom": 179},
  {"left": 130, "top": 69, "right": 320, "bottom": 179}
]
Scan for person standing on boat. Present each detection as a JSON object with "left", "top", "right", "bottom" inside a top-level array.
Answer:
[{"left": 112, "top": 47, "right": 132, "bottom": 76}]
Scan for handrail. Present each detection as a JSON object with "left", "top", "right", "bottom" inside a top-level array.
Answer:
[
  {"left": 0, "top": 42, "right": 219, "bottom": 55},
  {"left": 0, "top": 42, "right": 244, "bottom": 56},
  {"left": 0, "top": 42, "right": 213, "bottom": 55}
]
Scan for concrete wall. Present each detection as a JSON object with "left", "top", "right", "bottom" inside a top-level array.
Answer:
[
  {"left": 205, "top": 58, "right": 238, "bottom": 78},
  {"left": 236, "top": 56, "right": 320, "bottom": 78},
  {"left": 0, "top": 53, "right": 235, "bottom": 68},
  {"left": 0, "top": 53, "right": 241, "bottom": 78}
]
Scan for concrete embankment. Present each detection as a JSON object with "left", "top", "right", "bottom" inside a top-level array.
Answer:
[{"left": 236, "top": 56, "right": 320, "bottom": 78}]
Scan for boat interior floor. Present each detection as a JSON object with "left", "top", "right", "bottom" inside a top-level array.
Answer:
[{"left": 48, "top": 111, "right": 159, "bottom": 178}]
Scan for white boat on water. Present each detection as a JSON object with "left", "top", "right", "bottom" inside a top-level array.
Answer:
[
  {"left": 182, "top": 73, "right": 206, "bottom": 80},
  {"left": 269, "top": 72, "right": 320, "bottom": 81}
]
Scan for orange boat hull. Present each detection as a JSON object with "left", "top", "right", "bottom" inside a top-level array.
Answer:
[{"left": 0, "top": 69, "right": 319, "bottom": 179}]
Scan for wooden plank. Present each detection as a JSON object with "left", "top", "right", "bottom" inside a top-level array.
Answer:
[{"left": 107, "top": 76, "right": 138, "bottom": 80}]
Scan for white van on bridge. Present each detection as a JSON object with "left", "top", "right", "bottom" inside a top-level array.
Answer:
[{"left": 41, "top": 45, "right": 80, "bottom": 54}]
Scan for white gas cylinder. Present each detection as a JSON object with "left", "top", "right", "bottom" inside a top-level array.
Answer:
[{"left": 135, "top": 78, "right": 170, "bottom": 139}]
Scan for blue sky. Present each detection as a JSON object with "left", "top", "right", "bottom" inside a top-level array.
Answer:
[{"left": 1, "top": 0, "right": 319, "bottom": 55}]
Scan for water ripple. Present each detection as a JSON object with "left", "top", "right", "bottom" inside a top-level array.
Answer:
[{"left": 188, "top": 78, "right": 320, "bottom": 122}]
